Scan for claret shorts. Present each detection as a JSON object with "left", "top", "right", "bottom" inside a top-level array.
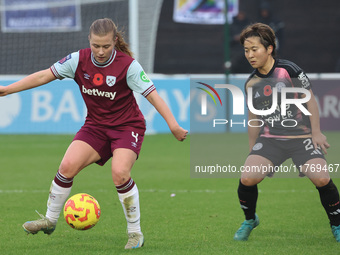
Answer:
[{"left": 73, "top": 124, "right": 145, "bottom": 166}]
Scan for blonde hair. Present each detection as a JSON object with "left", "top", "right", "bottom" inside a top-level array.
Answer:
[{"left": 89, "top": 18, "right": 133, "bottom": 57}]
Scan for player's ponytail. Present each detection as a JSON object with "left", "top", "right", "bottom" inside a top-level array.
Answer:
[
  {"left": 89, "top": 18, "right": 133, "bottom": 57},
  {"left": 115, "top": 31, "right": 133, "bottom": 57}
]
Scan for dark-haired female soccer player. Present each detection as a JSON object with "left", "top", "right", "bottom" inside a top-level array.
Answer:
[
  {"left": 233, "top": 22, "right": 340, "bottom": 242},
  {"left": 0, "top": 18, "right": 188, "bottom": 249}
]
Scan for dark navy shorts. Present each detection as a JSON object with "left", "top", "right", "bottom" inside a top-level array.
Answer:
[
  {"left": 249, "top": 136, "right": 325, "bottom": 168},
  {"left": 73, "top": 124, "right": 144, "bottom": 166}
]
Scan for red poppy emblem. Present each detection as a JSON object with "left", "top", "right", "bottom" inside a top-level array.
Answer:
[
  {"left": 93, "top": 73, "right": 104, "bottom": 86},
  {"left": 263, "top": 85, "right": 272, "bottom": 96}
]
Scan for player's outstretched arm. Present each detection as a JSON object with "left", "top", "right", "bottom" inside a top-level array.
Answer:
[
  {"left": 146, "top": 90, "right": 188, "bottom": 141},
  {"left": 0, "top": 68, "right": 56, "bottom": 97}
]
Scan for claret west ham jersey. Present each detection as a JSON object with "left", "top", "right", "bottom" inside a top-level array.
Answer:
[
  {"left": 50, "top": 48, "right": 155, "bottom": 133},
  {"left": 245, "top": 59, "right": 312, "bottom": 138}
]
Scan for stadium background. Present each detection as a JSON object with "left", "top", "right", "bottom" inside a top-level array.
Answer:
[
  {"left": 1, "top": 1, "right": 340, "bottom": 254},
  {"left": 0, "top": 0, "right": 339, "bottom": 75},
  {"left": 156, "top": 0, "right": 340, "bottom": 74},
  {"left": 0, "top": 0, "right": 339, "bottom": 135}
]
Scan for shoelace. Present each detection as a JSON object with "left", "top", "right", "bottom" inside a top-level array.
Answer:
[
  {"left": 237, "top": 221, "right": 255, "bottom": 232},
  {"left": 127, "top": 233, "right": 141, "bottom": 246},
  {"left": 35, "top": 210, "right": 46, "bottom": 220},
  {"left": 236, "top": 224, "right": 249, "bottom": 233}
]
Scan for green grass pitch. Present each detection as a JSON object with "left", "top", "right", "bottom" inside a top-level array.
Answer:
[{"left": 1, "top": 132, "right": 340, "bottom": 254}]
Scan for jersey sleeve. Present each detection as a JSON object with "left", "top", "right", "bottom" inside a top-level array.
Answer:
[
  {"left": 126, "top": 60, "right": 155, "bottom": 97},
  {"left": 295, "top": 70, "right": 312, "bottom": 90},
  {"left": 50, "top": 51, "right": 80, "bottom": 80},
  {"left": 283, "top": 60, "right": 312, "bottom": 90}
]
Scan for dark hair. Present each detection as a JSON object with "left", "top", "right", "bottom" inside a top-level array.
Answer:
[
  {"left": 240, "top": 23, "right": 276, "bottom": 57},
  {"left": 89, "top": 18, "right": 133, "bottom": 57}
]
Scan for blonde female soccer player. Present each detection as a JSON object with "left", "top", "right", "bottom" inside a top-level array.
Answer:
[{"left": 0, "top": 18, "right": 188, "bottom": 249}]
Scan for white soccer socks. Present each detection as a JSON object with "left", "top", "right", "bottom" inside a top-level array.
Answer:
[
  {"left": 46, "top": 171, "right": 73, "bottom": 224},
  {"left": 116, "top": 178, "right": 141, "bottom": 234}
]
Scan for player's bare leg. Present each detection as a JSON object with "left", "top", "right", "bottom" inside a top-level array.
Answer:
[{"left": 23, "top": 141, "right": 100, "bottom": 235}]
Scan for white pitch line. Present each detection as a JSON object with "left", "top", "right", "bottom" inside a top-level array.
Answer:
[
  {"left": 0, "top": 189, "right": 316, "bottom": 194},
  {"left": 0, "top": 189, "right": 46, "bottom": 193}
]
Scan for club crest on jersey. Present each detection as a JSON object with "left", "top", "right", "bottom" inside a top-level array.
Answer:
[
  {"left": 106, "top": 76, "right": 116, "bottom": 87},
  {"left": 58, "top": 54, "right": 72, "bottom": 64},
  {"left": 275, "top": 82, "right": 286, "bottom": 92}
]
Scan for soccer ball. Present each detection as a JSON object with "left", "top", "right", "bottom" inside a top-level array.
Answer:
[{"left": 63, "top": 193, "right": 101, "bottom": 230}]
